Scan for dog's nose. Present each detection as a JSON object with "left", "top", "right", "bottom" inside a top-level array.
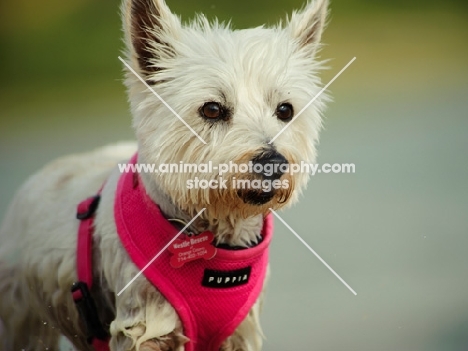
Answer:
[{"left": 252, "top": 151, "right": 289, "bottom": 181}]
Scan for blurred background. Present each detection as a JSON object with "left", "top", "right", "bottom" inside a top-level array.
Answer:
[{"left": 1, "top": 0, "right": 467, "bottom": 350}]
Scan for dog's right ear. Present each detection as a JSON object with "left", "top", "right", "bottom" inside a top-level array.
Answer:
[
  {"left": 122, "top": 0, "right": 181, "bottom": 75},
  {"left": 287, "top": 0, "right": 328, "bottom": 54}
]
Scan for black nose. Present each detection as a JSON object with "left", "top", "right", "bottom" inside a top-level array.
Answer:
[{"left": 252, "top": 151, "right": 289, "bottom": 181}]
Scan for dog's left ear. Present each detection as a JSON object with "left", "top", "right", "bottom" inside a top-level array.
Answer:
[
  {"left": 122, "top": 0, "right": 181, "bottom": 75},
  {"left": 288, "top": 0, "right": 328, "bottom": 52}
]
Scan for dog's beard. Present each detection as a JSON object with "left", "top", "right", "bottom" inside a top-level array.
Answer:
[
  {"left": 172, "top": 176, "right": 296, "bottom": 220},
  {"left": 209, "top": 171, "right": 296, "bottom": 218}
]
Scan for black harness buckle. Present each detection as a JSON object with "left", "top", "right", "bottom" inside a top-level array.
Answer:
[
  {"left": 76, "top": 195, "right": 101, "bottom": 220},
  {"left": 71, "top": 281, "right": 109, "bottom": 343}
]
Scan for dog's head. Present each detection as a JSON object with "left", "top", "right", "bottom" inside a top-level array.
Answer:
[{"left": 122, "top": 0, "right": 328, "bottom": 219}]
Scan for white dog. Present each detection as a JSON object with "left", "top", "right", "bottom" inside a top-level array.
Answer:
[{"left": 0, "top": 0, "right": 328, "bottom": 350}]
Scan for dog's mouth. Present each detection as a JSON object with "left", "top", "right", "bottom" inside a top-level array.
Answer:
[{"left": 238, "top": 189, "right": 276, "bottom": 206}]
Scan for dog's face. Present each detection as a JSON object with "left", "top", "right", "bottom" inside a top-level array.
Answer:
[{"left": 123, "top": 0, "right": 328, "bottom": 219}]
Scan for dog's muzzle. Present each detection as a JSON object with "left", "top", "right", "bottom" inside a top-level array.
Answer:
[{"left": 238, "top": 150, "right": 289, "bottom": 205}]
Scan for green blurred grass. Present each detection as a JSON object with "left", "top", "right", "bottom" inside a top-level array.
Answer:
[{"left": 1, "top": 0, "right": 466, "bottom": 93}]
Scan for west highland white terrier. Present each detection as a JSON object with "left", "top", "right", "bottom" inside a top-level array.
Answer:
[{"left": 0, "top": 0, "right": 329, "bottom": 350}]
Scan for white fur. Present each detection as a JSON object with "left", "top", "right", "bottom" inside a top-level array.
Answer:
[{"left": 0, "top": 0, "right": 328, "bottom": 350}]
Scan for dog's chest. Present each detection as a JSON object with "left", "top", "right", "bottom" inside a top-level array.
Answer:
[{"left": 112, "top": 155, "right": 273, "bottom": 351}]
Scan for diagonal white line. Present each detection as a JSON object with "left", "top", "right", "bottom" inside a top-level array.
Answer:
[
  {"left": 117, "top": 208, "right": 206, "bottom": 296},
  {"left": 269, "top": 209, "right": 357, "bottom": 296},
  {"left": 269, "top": 57, "right": 356, "bottom": 144},
  {"left": 118, "top": 56, "right": 207, "bottom": 145}
]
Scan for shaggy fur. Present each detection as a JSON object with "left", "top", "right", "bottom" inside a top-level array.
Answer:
[{"left": 0, "top": 0, "right": 328, "bottom": 350}]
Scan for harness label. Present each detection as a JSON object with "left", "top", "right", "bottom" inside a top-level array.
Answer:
[{"left": 202, "top": 267, "right": 252, "bottom": 288}]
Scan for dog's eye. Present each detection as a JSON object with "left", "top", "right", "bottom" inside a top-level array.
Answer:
[
  {"left": 201, "top": 102, "right": 221, "bottom": 119},
  {"left": 276, "top": 103, "right": 294, "bottom": 121}
]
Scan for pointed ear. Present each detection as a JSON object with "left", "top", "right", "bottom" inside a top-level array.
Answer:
[
  {"left": 288, "top": 0, "right": 328, "bottom": 51},
  {"left": 122, "top": 0, "right": 181, "bottom": 74}
]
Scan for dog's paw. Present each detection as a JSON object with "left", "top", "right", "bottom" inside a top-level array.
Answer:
[
  {"left": 140, "top": 332, "right": 189, "bottom": 351},
  {"left": 140, "top": 340, "right": 160, "bottom": 351},
  {"left": 219, "top": 340, "right": 245, "bottom": 351}
]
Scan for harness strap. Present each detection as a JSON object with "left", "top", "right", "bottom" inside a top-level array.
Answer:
[{"left": 72, "top": 194, "right": 110, "bottom": 351}]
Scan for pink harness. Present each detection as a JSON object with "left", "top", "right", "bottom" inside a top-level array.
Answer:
[{"left": 73, "top": 154, "right": 273, "bottom": 351}]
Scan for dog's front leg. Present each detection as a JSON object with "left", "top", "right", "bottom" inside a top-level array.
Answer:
[
  {"left": 220, "top": 297, "right": 264, "bottom": 351},
  {"left": 109, "top": 280, "right": 188, "bottom": 351},
  {"left": 220, "top": 265, "right": 270, "bottom": 351}
]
